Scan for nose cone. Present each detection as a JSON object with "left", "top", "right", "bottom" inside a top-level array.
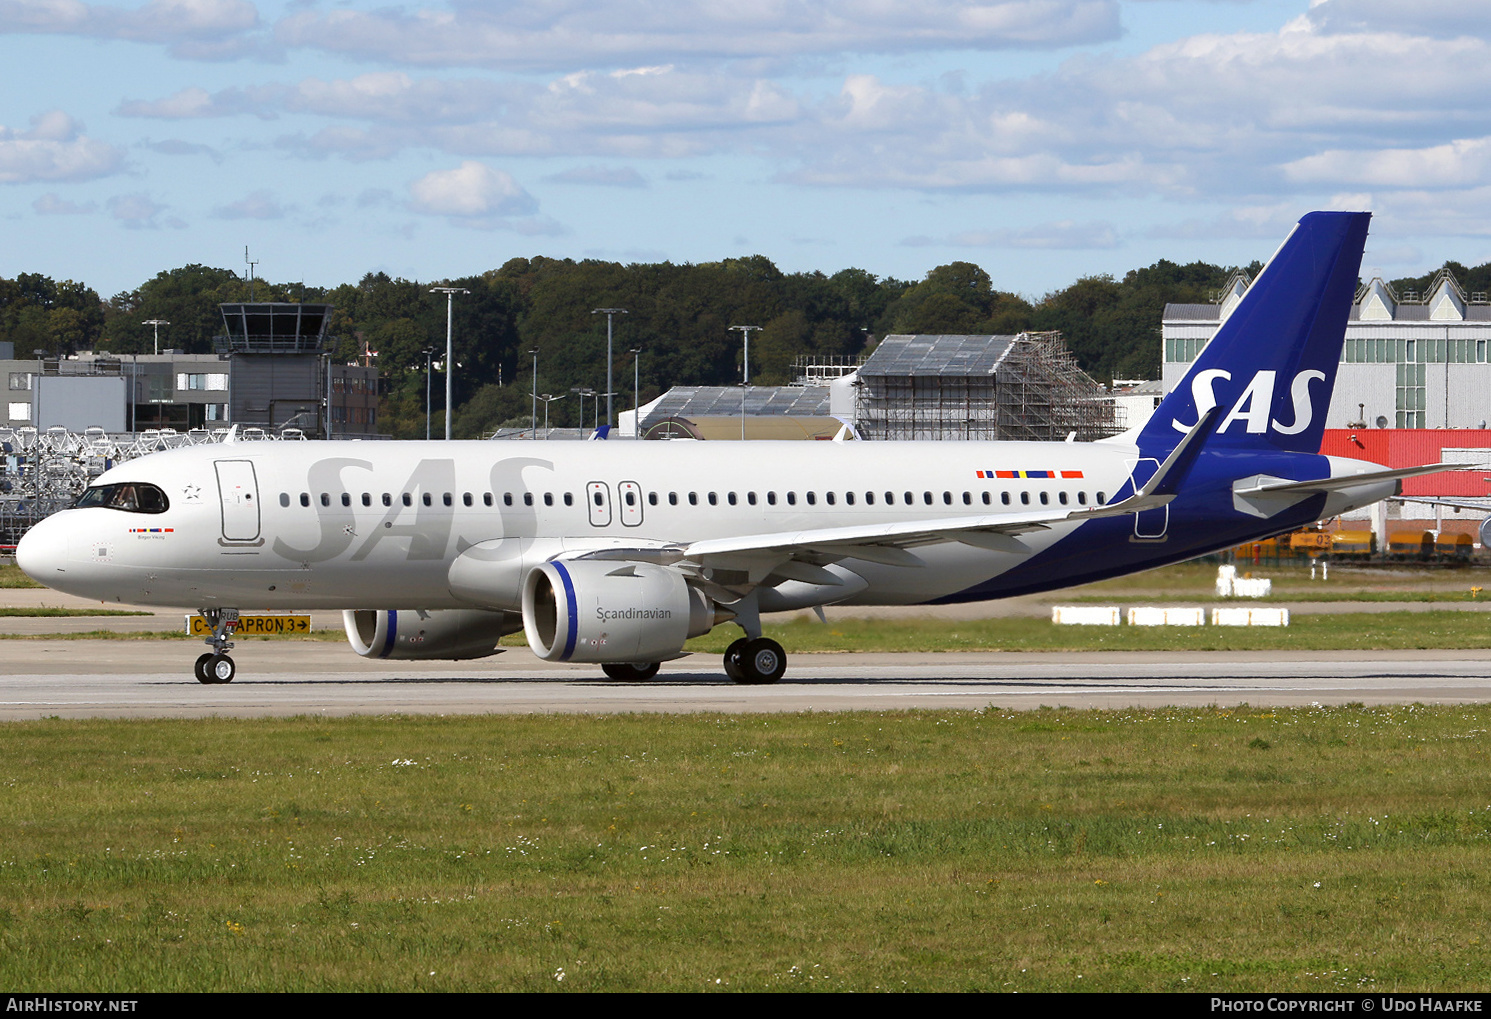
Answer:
[{"left": 16, "top": 514, "right": 68, "bottom": 585}]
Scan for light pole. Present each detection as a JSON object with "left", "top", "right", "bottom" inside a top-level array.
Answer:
[
  {"left": 630, "top": 348, "right": 641, "bottom": 438},
  {"left": 430, "top": 287, "right": 469, "bottom": 439},
  {"left": 591, "top": 308, "right": 627, "bottom": 428},
  {"left": 597, "top": 392, "right": 617, "bottom": 431},
  {"left": 528, "top": 348, "right": 538, "bottom": 438},
  {"left": 730, "top": 324, "right": 760, "bottom": 441},
  {"left": 143, "top": 319, "right": 169, "bottom": 356},
  {"left": 422, "top": 349, "right": 435, "bottom": 440},
  {"left": 538, "top": 393, "right": 565, "bottom": 436},
  {"left": 571, "top": 387, "right": 594, "bottom": 437}
]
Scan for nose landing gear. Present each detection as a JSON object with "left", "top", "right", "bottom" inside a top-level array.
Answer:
[{"left": 194, "top": 608, "right": 239, "bottom": 684}]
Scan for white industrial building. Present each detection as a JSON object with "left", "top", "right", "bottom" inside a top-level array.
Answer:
[{"left": 1163, "top": 270, "right": 1491, "bottom": 430}]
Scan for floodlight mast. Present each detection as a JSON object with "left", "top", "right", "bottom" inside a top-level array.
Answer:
[
  {"left": 143, "top": 319, "right": 169, "bottom": 356},
  {"left": 430, "top": 287, "right": 469, "bottom": 440},
  {"left": 730, "top": 325, "right": 761, "bottom": 441},
  {"left": 592, "top": 308, "right": 627, "bottom": 428}
]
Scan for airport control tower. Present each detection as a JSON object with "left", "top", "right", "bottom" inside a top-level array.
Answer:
[{"left": 215, "top": 303, "right": 377, "bottom": 438}]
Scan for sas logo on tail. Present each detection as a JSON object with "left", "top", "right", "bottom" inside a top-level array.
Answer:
[{"left": 1172, "top": 369, "right": 1325, "bottom": 435}]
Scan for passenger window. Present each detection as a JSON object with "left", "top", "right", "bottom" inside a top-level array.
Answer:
[
  {"left": 825, "top": 492, "right": 835, "bottom": 505},
  {"left": 845, "top": 492, "right": 854, "bottom": 505},
  {"left": 1077, "top": 491, "right": 1087, "bottom": 505},
  {"left": 1097, "top": 492, "right": 1106, "bottom": 505},
  {"left": 648, "top": 492, "right": 658, "bottom": 506},
  {"left": 982, "top": 492, "right": 991, "bottom": 505},
  {"left": 544, "top": 493, "right": 554, "bottom": 506},
  {"left": 1039, "top": 492, "right": 1049, "bottom": 505},
  {"left": 341, "top": 493, "right": 351, "bottom": 507},
  {"left": 300, "top": 493, "right": 310, "bottom": 508},
  {"left": 565, "top": 493, "right": 574, "bottom": 506},
  {"left": 422, "top": 493, "right": 432, "bottom": 507},
  {"left": 442, "top": 493, "right": 452, "bottom": 507},
  {"left": 806, "top": 492, "right": 816, "bottom": 505},
  {"left": 1058, "top": 491, "right": 1068, "bottom": 505},
  {"left": 787, "top": 492, "right": 796, "bottom": 505},
  {"left": 943, "top": 492, "right": 952, "bottom": 505},
  {"left": 483, "top": 493, "right": 493, "bottom": 507},
  {"left": 524, "top": 493, "right": 533, "bottom": 506},
  {"left": 727, "top": 492, "right": 736, "bottom": 506},
  {"left": 382, "top": 493, "right": 392, "bottom": 507},
  {"left": 402, "top": 493, "right": 412, "bottom": 507},
  {"left": 279, "top": 493, "right": 289, "bottom": 507},
  {"left": 363, "top": 493, "right": 372, "bottom": 507},
  {"left": 503, "top": 493, "right": 513, "bottom": 507},
  {"left": 593, "top": 492, "right": 603, "bottom": 506},
  {"left": 669, "top": 493, "right": 678, "bottom": 506},
  {"left": 1001, "top": 492, "right": 1010, "bottom": 505},
  {"left": 462, "top": 493, "right": 472, "bottom": 507},
  {"left": 689, "top": 493, "right": 698, "bottom": 506},
  {"left": 903, "top": 492, "right": 912, "bottom": 504},
  {"left": 708, "top": 492, "right": 718, "bottom": 506},
  {"left": 767, "top": 492, "right": 777, "bottom": 505},
  {"left": 865, "top": 492, "right": 875, "bottom": 505},
  {"left": 625, "top": 491, "right": 636, "bottom": 506},
  {"left": 923, "top": 492, "right": 933, "bottom": 505},
  {"left": 747, "top": 492, "right": 757, "bottom": 505},
  {"left": 1020, "top": 492, "right": 1030, "bottom": 505},
  {"left": 962, "top": 492, "right": 971, "bottom": 505}
]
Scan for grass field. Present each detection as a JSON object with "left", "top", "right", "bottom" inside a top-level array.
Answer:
[
  {"left": 1, "top": 707, "right": 1489, "bottom": 992},
  {"left": 5, "top": 610, "right": 1488, "bottom": 653}
]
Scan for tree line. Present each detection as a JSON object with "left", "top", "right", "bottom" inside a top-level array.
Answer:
[{"left": 7, "top": 252, "right": 1468, "bottom": 438}]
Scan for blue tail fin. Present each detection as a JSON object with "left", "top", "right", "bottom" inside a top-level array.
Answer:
[{"left": 1139, "top": 211, "right": 1370, "bottom": 455}]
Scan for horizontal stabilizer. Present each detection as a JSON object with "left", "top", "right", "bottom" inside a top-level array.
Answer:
[{"left": 1237, "top": 462, "right": 1471, "bottom": 496}]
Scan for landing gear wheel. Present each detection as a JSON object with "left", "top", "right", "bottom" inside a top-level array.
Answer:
[
  {"left": 205, "top": 654, "right": 236, "bottom": 684},
  {"left": 194, "top": 653, "right": 215, "bottom": 685},
  {"left": 601, "top": 662, "right": 661, "bottom": 681},
  {"left": 723, "top": 638, "right": 750, "bottom": 683},
  {"left": 725, "top": 637, "right": 786, "bottom": 685}
]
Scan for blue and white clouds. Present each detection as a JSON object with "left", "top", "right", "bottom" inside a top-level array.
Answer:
[{"left": 6, "top": 0, "right": 1491, "bottom": 294}]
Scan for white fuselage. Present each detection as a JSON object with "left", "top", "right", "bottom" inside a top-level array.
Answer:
[{"left": 19, "top": 438, "right": 1142, "bottom": 611}]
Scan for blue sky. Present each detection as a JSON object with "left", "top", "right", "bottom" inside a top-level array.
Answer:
[{"left": 4, "top": 0, "right": 1491, "bottom": 300}]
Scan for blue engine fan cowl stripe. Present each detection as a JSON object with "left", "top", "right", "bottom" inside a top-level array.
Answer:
[
  {"left": 378, "top": 609, "right": 397, "bottom": 658},
  {"left": 552, "top": 562, "right": 579, "bottom": 661}
]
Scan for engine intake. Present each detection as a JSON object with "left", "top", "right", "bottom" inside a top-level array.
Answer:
[
  {"left": 342, "top": 608, "right": 519, "bottom": 660},
  {"left": 522, "top": 560, "right": 714, "bottom": 663}
]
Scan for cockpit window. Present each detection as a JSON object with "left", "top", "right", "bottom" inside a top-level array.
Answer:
[{"left": 75, "top": 483, "right": 170, "bottom": 514}]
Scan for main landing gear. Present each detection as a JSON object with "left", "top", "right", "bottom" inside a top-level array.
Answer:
[
  {"left": 194, "top": 608, "right": 239, "bottom": 685},
  {"left": 601, "top": 662, "right": 661, "bottom": 681},
  {"left": 723, "top": 637, "right": 787, "bottom": 685}
]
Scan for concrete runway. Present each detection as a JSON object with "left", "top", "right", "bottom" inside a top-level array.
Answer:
[{"left": 0, "top": 640, "right": 1487, "bottom": 718}]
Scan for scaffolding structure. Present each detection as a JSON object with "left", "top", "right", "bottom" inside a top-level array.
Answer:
[
  {"left": 0, "top": 425, "right": 302, "bottom": 548},
  {"left": 852, "top": 332, "right": 1117, "bottom": 441}
]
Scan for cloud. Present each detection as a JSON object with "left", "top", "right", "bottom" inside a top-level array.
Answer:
[
  {"left": 545, "top": 165, "right": 647, "bottom": 188},
  {"left": 1284, "top": 138, "right": 1491, "bottom": 189},
  {"left": 901, "top": 220, "right": 1120, "bottom": 249},
  {"left": 33, "top": 192, "right": 96, "bottom": 214},
  {"left": 107, "top": 192, "right": 184, "bottom": 229},
  {"left": 0, "top": 0, "right": 264, "bottom": 57},
  {"left": 1307, "top": 0, "right": 1491, "bottom": 40},
  {"left": 273, "top": 1, "right": 1120, "bottom": 71},
  {"left": 0, "top": 110, "right": 123, "bottom": 184},
  {"left": 141, "top": 138, "right": 222, "bottom": 162},
  {"left": 408, "top": 160, "right": 538, "bottom": 217},
  {"left": 212, "top": 189, "right": 286, "bottom": 219}
]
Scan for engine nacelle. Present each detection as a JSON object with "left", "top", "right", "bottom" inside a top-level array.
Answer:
[
  {"left": 522, "top": 560, "right": 713, "bottom": 663},
  {"left": 342, "top": 608, "right": 519, "bottom": 661}
]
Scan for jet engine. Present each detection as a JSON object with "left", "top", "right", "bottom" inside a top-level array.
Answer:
[
  {"left": 342, "top": 608, "right": 520, "bottom": 661},
  {"left": 522, "top": 560, "right": 717, "bottom": 663}
]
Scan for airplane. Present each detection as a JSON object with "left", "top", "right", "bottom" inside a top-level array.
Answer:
[{"left": 15, "top": 211, "right": 1455, "bottom": 686}]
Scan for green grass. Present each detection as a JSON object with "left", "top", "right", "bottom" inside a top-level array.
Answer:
[
  {"left": 0, "top": 608, "right": 151, "bottom": 617},
  {"left": 0, "top": 564, "right": 42, "bottom": 589},
  {"left": 4, "top": 611, "right": 1490, "bottom": 651},
  {"left": 1, "top": 707, "right": 1490, "bottom": 991}
]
